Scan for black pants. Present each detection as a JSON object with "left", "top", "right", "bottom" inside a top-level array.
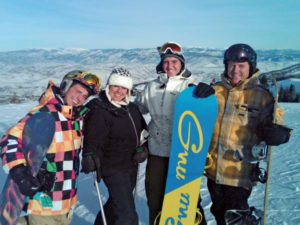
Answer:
[
  {"left": 145, "top": 155, "right": 207, "bottom": 225},
  {"left": 145, "top": 155, "right": 169, "bottom": 225},
  {"left": 94, "top": 167, "right": 138, "bottom": 225},
  {"left": 207, "top": 178, "right": 252, "bottom": 225}
]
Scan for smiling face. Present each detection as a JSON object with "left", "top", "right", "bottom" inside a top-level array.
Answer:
[
  {"left": 108, "top": 85, "right": 128, "bottom": 102},
  {"left": 64, "top": 83, "right": 89, "bottom": 106},
  {"left": 162, "top": 57, "right": 182, "bottom": 77},
  {"left": 227, "top": 61, "right": 250, "bottom": 85}
]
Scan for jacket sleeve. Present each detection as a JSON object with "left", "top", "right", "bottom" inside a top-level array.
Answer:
[
  {"left": 0, "top": 116, "right": 30, "bottom": 173},
  {"left": 274, "top": 103, "right": 284, "bottom": 125},
  {"left": 134, "top": 84, "right": 150, "bottom": 114},
  {"left": 132, "top": 103, "right": 148, "bottom": 146},
  {"left": 136, "top": 103, "right": 148, "bottom": 131},
  {"left": 82, "top": 108, "right": 109, "bottom": 157},
  {"left": 257, "top": 94, "right": 285, "bottom": 135}
]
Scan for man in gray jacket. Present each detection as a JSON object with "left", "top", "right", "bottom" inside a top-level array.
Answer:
[{"left": 135, "top": 42, "right": 209, "bottom": 225}]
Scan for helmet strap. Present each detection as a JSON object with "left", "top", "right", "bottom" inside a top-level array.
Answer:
[{"left": 60, "top": 79, "right": 73, "bottom": 96}]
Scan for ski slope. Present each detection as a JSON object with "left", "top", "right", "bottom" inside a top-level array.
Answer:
[{"left": 0, "top": 102, "right": 299, "bottom": 225}]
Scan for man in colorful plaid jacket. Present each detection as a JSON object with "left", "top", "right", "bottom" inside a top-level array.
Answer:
[
  {"left": 0, "top": 71, "right": 101, "bottom": 225},
  {"left": 193, "top": 43, "right": 291, "bottom": 225}
]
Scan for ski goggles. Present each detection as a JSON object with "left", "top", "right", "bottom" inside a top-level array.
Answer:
[
  {"left": 159, "top": 42, "right": 184, "bottom": 56},
  {"left": 66, "top": 72, "right": 101, "bottom": 94}
]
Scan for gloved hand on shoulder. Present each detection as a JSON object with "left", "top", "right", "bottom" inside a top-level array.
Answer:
[
  {"left": 133, "top": 144, "right": 149, "bottom": 163},
  {"left": 193, "top": 82, "right": 215, "bottom": 98},
  {"left": 81, "top": 152, "right": 102, "bottom": 182},
  {"left": 256, "top": 123, "right": 292, "bottom": 146},
  {"left": 10, "top": 164, "right": 42, "bottom": 197}
]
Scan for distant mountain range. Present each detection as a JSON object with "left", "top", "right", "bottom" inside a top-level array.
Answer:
[
  {"left": 0, "top": 48, "right": 300, "bottom": 104},
  {"left": 260, "top": 63, "right": 300, "bottom": 82}
]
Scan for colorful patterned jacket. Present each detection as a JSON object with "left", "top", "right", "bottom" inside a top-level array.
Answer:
[
  {"left": 205, "top": 71, "right": 284, "bottom": 188},
  {"left": 0, "top": 80, "right": 88, "bottom": 216}
]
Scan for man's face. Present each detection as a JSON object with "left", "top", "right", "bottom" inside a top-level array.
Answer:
[
  {"left": 108, "top": 85, "right": 128, "bottom": 102},
  {"left": 64, "top": 83, "right": 89, "bottom": 106},
  {"left": 227, "top": 61, "right": 250, "bottom": 85},
  {"left": 163, "top": 57, "right": 182, "bottom": 77}
]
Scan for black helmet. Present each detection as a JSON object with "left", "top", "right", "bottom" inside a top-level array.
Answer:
[{"left": 223, "top": 43, "right": 257, "bottom": 75}]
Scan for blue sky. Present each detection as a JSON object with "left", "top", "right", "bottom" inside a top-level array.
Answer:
[{"left": 1, "top": 0, "right": 299, "bottom": 51}]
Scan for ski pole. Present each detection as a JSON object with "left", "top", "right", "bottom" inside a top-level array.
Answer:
[
  {"left": 263, "top": 74, "right": 278, "bottom": 225},
  {"left": 93, "top": 172, "right": 107, "bottom": 225}
]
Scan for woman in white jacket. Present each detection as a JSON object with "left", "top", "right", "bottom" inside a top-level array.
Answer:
[{"left": 135, "top": 42, "right": 207, "bottom": 225}]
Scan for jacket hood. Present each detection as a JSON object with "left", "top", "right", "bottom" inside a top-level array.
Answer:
[
  {"left": 105, "top": 85, "right": 130, "bottom": 108},
  {"left": 156, "top": 55, "right": 185, "bottom": 74}
]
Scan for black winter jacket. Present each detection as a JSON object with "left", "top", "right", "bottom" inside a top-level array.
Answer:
[{"left": 83, "top": 91, "right": 147, "bottom": 176}]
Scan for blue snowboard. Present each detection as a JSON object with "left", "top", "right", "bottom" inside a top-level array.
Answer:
[
  {"left": 0, "top": 112, "right": 55, "bottom": 225},
  {"left": 159, "top": 87, "right": 218, "bottom": 225}
]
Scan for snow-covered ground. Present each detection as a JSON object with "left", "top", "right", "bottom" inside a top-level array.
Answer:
[{"left": 0, "top": 101, "right": 299, "bottom": 225}]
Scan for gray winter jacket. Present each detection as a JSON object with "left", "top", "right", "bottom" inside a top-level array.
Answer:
[{"left": 135, "top": 69, "right": 195, "bottom": 157}]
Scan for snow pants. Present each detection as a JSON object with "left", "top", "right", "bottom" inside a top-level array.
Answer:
[
  {"left": 94, "top": 167, "right": 138, "bottom": 225},
  {"left": 207, "top": 178, "right": 252, "bottom": 225},
  {"left": 16, "top": 214, "right": 72, "bottom": 225},
  {"left": 145, "top": 155, "right": 207, "bottom": 225}
]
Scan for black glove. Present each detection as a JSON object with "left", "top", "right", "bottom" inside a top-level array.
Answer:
[
  {"left": 133, "top": 145, "right": 149, "bottom": 163},
  {"left": 37, "top": 168, "right": 56, "bottom": 193},
  {"left": 256, "top": 123, "right": 292, "bottom": 146},
  {"left": 81, "top": 152, "right": 102, "bottom": 182},
  {"left": 10, "top": 164, "right": 42, "bottom": 197},
  {"left": 193, "top": 82, "right": 215, "bottom": 98}
]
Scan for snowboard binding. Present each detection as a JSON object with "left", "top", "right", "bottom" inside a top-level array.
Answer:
[
  {"left": 250, "top": 163, "right": 267, "bottom": 184},
  {"left": 225, "top": 207, "right": 263, "bottom": 225}
]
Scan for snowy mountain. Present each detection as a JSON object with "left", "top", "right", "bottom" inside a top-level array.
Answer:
[
  {"left": 1, "top": 48, "right": 300, "bottom": 104},
  {"left": 261, "top": 63, "right": 300, "bottom": 80},
  {"left": 260, "top": 62, "right": 300, "bottom": 86}
]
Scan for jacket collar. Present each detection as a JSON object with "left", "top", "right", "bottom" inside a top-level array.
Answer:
[
  {"left": 158, "top": 68, "right": 192, "bottom": 85},
  {"left": 220, "top": 70, "right": 261, "bottom": 90},
  {"left": 99, "top": 91, "right": 128, "bottom": 116},
  {"left": 29, "top": 80, "right": 88, "bottom": 119}
]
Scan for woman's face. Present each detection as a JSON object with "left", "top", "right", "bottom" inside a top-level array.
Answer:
[{"left": 108, "top": 85, "right": 128, "bottom": 102}]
